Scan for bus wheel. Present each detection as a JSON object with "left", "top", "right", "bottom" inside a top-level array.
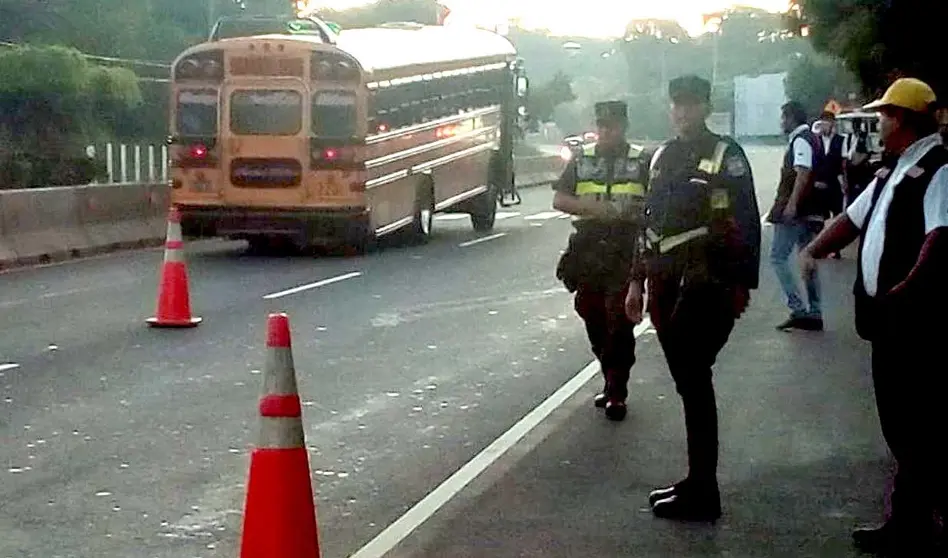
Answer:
[
  {"left": 408, "top": 180, "right": 435, "bottom": 244},
  {"left": 470, "top": 183, "right": 498, "bottom": 232}
]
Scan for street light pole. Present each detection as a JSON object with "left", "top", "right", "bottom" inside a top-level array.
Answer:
[{"left": 208, "top": 0, "right": 216, "bottom": 35}]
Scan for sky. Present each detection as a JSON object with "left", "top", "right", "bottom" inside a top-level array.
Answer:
[{"left": 307, "top": 0, "right": 792, "bottom": 37}]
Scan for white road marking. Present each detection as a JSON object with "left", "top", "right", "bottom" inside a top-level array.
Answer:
[
  {"left": 524, "top": 211, "right": 564, "bottom": 221},
  {"left": 348, "top": 317, "right": 653, "bottom": 558},
  {"left": 458, "top": 233, "right": 507, "bottom": 248},
  {"left": 0, "top": 280, "right": 140, "bottom": 309},
  {"left": 0, "top": 364, "right": 20, "bottom": 373},
  {"left": 262, "top": 271, "right": 362, "bottom": 300},
  {"left": 495, "top": 211, "right": 521, "bottom": 220}
]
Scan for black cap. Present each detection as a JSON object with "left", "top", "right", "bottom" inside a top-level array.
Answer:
[
  {"left": 669, "top": 75, "right": 711, "bottom": 104},
  {"left": 595, "top": 100, "right": 628, "bottom": 124}
]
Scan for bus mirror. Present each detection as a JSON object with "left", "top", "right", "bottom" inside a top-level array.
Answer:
[{"left": 516, "top": 77, "right": 528, "bottom": 97}]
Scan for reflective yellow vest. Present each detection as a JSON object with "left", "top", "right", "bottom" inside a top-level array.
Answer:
[{"left": 574, "top": 143, "right": 647, "bottom": 221}]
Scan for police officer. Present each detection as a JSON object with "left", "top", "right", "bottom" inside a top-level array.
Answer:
[
  {"left": 627, "top": 75, "right": 761, "bottom": 521},
  {"left": 553, "top": 100, "right": 648, "bottom": 422},
  {"left": 801, "top": 77, "right": 948, "bottom": 556}
]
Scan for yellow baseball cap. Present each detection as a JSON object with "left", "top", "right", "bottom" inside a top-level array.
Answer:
[{"left": 863, "top": 77, "right": 937, "bottom": 113}]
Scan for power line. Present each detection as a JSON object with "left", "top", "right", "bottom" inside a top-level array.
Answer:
[{"left": 0, "top": 41, "right": 171, "bottom": 69}]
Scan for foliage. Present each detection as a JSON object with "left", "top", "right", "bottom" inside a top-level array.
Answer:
[
  {"left": 526, "top": 71, "right": 577, "bottom": 125},
  {"left": 0, "top": 45, "right": 138, "bottom": 188},
  {"left": 790, "top": 0, "right": 948, "bottom": 98},
  {"left": 784, "top": 52, "right": 860, "bottom": 116}
]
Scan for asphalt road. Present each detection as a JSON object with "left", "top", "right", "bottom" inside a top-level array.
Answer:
[{"left": 0, "top": 144, "right": 889, "bottom": 558}]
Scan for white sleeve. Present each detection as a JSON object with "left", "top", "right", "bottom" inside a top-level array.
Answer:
[
  {"left": 846, "top": 178, "right": 878, "bottom": 229},
  {"left": 792, "top": 137, "right": 813, "bottom": 169},
  {"left": 923, "top": 165, "right": 948, "bottom": 234}
]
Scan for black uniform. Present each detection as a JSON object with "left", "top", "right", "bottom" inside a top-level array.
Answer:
[
  {"left": 554, "top": 101, "right": 649, "bottom": 422},
  {"left": 642, "top": 75, "right": 761, "bottom": 522}
]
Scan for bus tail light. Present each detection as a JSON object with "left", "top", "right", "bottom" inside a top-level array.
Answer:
[
  {"left": 309, "top": 140, "right": 363, "bottom": 171},
  {"left": 171, "top": 137, "right": 219, "bottom": 168}
]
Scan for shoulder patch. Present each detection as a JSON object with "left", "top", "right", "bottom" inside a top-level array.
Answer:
[{"left": 906, "top": 165, "right": 925, "bottom": 179}]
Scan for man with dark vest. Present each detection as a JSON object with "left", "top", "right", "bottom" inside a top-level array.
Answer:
[
  {"left": 801, "top": 77, "right": 948, "bottom": 556},
  {"left": 553, "top": 100, "right": 648, "bottom": 422},
  {"left": 627, "top": 75, "right": 760, "bottom": 521},
  {"left": 814, "top": 111, "right": 846, "bottom": 258},
  {"left": 768, "top": 101, "right": 826, "bottom": 331}
]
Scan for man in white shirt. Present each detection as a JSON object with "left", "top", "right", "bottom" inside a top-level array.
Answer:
[
  {"left": 766, "top": 101, "right": 825, "bottom": 331},
  {"left": 800, "top": 77, "right": 948, "bottom": 556}
]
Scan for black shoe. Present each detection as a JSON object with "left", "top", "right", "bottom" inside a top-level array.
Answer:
[
  {"left": 651, "top": 483, "right": 721, "bottom": 523},
  {"left": 594, "top": 392, "right": 608, "bottom": 408},
  {"left": 776, "top": 315, "right": 823, "bottom": 331},
  {"left": 604, "top": 400, "right": 627, "bottom": 421},
  {"left": 853, "top": 521, "right": 939, "bottom": 556},
  {"left": 853, "top": 523, "right": 895, "bottom": 555}
]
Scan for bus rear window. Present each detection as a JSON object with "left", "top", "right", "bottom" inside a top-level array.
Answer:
[
  {"left": 176, "top": 90, "right": 218, "bottom": 136},
  {"left": 230, "top": 90, "right": 302, "bottom": 136},
  {"left": 312, "top": 91, "right": 357, "bottom": 139}
]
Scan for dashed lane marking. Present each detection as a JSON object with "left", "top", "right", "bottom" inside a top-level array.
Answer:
[
  {"left": 0, "top": 364, "right": 20, "bottom": 373},
  {"left": 458, "top": 233, "right": 507, "bottom": 248},
  {"left": 347, "top": 317, "right": 653, "bottom": 558},
  {"left": 262, "top": 271, "right": 362, "bottom": 300},
  {"left": 524, "top": 211, "right": 565, "bottom": 221}
]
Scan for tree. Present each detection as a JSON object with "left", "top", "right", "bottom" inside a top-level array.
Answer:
[
  {"left": 785, "top": 52, "right": 860, "bottom": 116},
  {"left": 0, "top": 45, "right": 140, "bottom": 188},
  {"left": 526, "top": 72, "right": 576, "bottom": 125},
  {"left": 790, "top": 1, "right": 948, "bottom": 97}
]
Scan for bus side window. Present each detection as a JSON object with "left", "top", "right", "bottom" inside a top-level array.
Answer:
[{"left": 430, "top": 76, "right": 449, "bottom": 119}]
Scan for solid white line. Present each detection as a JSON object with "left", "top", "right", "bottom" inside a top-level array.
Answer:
[
  {"left": 458, "top": 233, "right": 507, "bottom": 248},
  {"left": 524, "top": 211, "right": 564, "bottom": 221},
  {"left": 262, "top": 271, "right": 362, "bottom": 300},
  {"left": 348, "top": 316, "right": 653, "bottom": 558},
  {"left": 0, "top": 363, "right": 20, "bottom": 373}
]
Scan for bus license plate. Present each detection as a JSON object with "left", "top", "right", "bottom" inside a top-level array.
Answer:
[{"left": 316, "top": 180, "right": 343, "bottom": 198}]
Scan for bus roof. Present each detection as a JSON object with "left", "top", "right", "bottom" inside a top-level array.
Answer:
[
  {"left": 176, "top": 23, "right": 517, "bottom": 75},
  {"left": 334, "top": 24, "right": 517, "bottom": 73}
]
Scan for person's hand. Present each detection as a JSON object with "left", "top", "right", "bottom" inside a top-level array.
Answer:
[
  {"left": 624, "top": 281, "right": 644, "bottom": 324},
  {"left": 733, "top": 286, "right": 750, "bottom": 318},
  {"left": 800, "top": 246, "right": 818, "bottom": 279}
]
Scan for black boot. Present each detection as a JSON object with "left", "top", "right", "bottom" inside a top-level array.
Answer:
[
  {"left": 853, "top": 520, "right": 939, "bottom": 556},
  {"left": 651, "top": 480, "right": 721, "bottom": 523},
  {"left": 604, "top": 399, "right": 627, "bottom": 421}
]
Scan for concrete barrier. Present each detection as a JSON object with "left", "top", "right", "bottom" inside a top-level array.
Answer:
[
  {"left": 0, "top": 186, "right": 89, "bottom": 266},
  {"left": 0, "top": 154, "right": 567, "bottom": 269},
  {"left": 0, "top": 182, "right": 167, "bottom": 270}
]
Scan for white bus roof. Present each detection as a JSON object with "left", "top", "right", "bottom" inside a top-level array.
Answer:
[
  {"left": 334, "top": 24, "right": 517, "bottom": 73},
  {"left": 837, "top": 110, "right": 880, "bottom": 119}
]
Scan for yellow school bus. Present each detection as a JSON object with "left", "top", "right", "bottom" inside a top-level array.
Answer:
[{"left": 168, "top": 17, "right": 528, "bottom": 251}]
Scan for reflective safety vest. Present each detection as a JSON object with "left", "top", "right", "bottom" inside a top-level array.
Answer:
[
  {"left": 644, "top": 139, "right": 730, "bottom": 255},
  {"left": 574, "top": 143, "right": 647, "bottom": 221}
]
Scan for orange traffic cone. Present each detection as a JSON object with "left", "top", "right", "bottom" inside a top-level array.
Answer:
[
  {"left": 146, "top": 206, "right": 202, "bottom": 328},
  {"left": 239, "top": 313, "right": 321, "bottom": 558}
]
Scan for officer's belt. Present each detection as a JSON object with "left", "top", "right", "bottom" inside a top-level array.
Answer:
[
  {"left": 575, "top": 182, "right": 645, "bottom": 196},
  {"left": 645, "top": 226, "right": 709, "bottom": 254}
]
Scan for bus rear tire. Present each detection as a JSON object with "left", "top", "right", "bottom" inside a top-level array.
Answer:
[
  {"left": 470, "top": 183, "right": 498, "bottom": 232},
  {"left": 407, "top": 179, "right": 435, "bottom": 245}
]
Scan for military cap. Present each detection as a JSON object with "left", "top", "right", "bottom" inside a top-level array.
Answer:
[
  {"left": 595, "top": 100, "right": 628, "bottom": 123},
  {"left": 669, "top": 75, "right": 711, "bottom": 104}
]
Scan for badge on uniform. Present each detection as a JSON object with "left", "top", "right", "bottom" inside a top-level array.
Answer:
[
  {"left": 875, "top": 167, "right": 891, "bottom": 179},
  {"left": 698, "top": 158, "right": 715, "bottom": 174},
  {"left": 710, "top": 188, "right": 729, "bottom": 210},
  {"left": 725, "top": 156, "right": 748, "bottom": 177},
  {"left": 906, "top": 165, "right": 925, "bottom": 178}
]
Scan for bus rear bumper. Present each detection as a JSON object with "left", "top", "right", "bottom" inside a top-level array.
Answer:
[{"left": 178, "top": 205, "right": 370, "bottom": 244}]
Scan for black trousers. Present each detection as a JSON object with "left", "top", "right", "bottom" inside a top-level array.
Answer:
[
  {"left": 649, "top": 276, "right": 735, "bottom": 484},
  {"left": 574, "top": 282, "right": 637, "bottom": 401},
  {"left": 871, "top": 329, "right": 947, "bottom": 536}
]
